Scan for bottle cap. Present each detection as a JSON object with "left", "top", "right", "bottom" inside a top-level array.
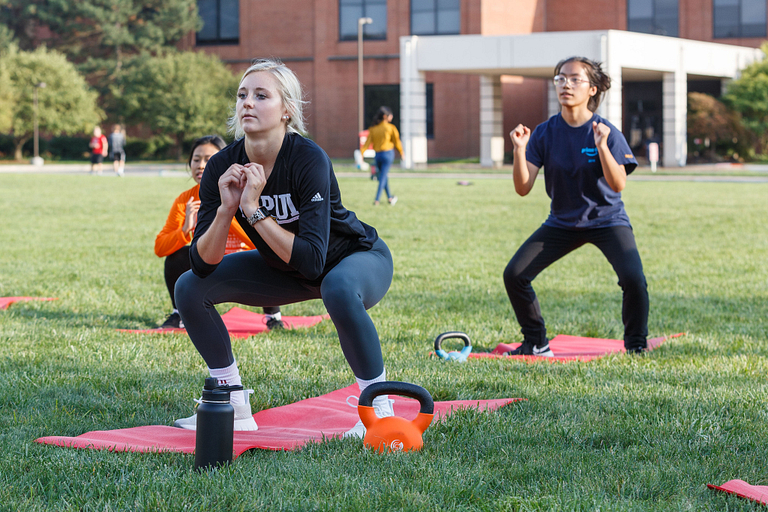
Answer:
[{"left": 201, "top": 377, "right": 243, "bottom": 403}]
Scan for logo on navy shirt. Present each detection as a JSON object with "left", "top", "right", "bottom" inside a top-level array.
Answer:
[
  {"left": 311, "top": 193, "right": 324, "bottom": 202},
  {"left": 260, "top": 194, "right": 299, "bottom": 224},
  {"left": 581, "top": 147, "right": 598, "bottom": 163}
]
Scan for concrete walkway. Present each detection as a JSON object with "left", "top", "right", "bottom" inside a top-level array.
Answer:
[{"left": 2, "top": 161, "right": 767, "bottom": 182}]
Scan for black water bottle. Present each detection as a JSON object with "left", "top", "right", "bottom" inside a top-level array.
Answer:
[{"left": 194, "top": 377, "right": 240, "bottom": 471}]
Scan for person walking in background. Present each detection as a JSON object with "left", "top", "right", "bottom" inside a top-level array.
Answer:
[
  {"left": 360, "top": 106, "right": 403, "bottom": 206},
  {"left": 173, "top": 59, "right": 394, "bottom": 436},
  {"left": 504, "top": 56, "right": 649, "bottom": 356},
  {"left": 89, "top": 126, "right": 108, "bottom": 175},
  {"left": 154, "top": 135, "right": 283, "bottom": 330},
  {"left": 108, "top": 124, "right": 127, "bottom": 177}
]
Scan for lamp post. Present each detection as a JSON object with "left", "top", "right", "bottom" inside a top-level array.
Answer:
[
  {"left": 357, "top": 17, "right": 373, "bottom": 135},
  {"left": 32, "top": 82, "right": 46, "bottom": 166}
]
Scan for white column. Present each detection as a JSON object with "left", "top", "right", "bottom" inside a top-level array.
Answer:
[
  {"left": 547, "top": 81, "right": 559, "bottom": 118},
  {"left": 601, "top": 67, "right": 622, "bottom": 130},
  {"left": 480, "top": 75, "right": 504, "bottom": 168},
  {"left": 399, "top": 36, "right": 428, "bottom": 169},
  {"left": 662, "top": 69, "right": 687, "bottom": 167}
]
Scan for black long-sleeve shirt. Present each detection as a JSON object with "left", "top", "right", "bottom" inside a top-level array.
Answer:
[{"left": 190, "top": 133, "right": 378, "bottom": 283}]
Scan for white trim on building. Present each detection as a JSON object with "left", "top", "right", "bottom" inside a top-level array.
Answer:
[{"left": 400, "top": 30, "right": 763, "bottom": 168}]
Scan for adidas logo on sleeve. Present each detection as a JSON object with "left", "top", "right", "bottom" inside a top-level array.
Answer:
[{"left": 311, "top": 193, "right": 324, "bottom": 202}]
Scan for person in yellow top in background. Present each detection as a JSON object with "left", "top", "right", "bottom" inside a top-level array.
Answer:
[
  {"left": 361, "top": 106, "right": 404, "bottom": 206},
  {"left": 154, "top": 135, "right": 283, "bottom": 329}
]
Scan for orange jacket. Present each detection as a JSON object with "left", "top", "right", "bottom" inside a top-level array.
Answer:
[{"left": 154, "top": 184, "right": 255, "bottom": 258}]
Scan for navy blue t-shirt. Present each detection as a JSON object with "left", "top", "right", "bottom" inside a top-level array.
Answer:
[{"left": 526, "top": 113, "right": 638, "bottom": 229}]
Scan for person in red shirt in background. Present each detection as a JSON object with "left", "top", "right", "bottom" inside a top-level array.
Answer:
[
  {"left": 154, "top": 135, "right": 283, "bottom": 329},
  {"left": 89, "top": 126, "right": 108, "bottom": 175}
]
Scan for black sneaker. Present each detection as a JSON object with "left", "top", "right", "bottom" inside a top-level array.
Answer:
[
  {"left": 265, "top": 316, "right": 285, "bottom": 330},
  {"left": 505, "top": 340, "right": 553, "bottom": 357},
  {"left": 159, "top": 312, "right": 183, "bottom": 329}
]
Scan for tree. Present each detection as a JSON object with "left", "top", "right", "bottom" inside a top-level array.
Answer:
[
  {"left": 0, "top": 0, "right": 201, "bottom": 117},
  {"left": 687, "top": 92, "right": 749, "bottom": 161},
  {"left": 1, "top": 46, "right": 103, "bottom": 160},
  {"left": 722, "top": 43, "right": 768, "bottom": 155},
  {"left": 121, "top": 51, "right": 239, "bottom": 159}
]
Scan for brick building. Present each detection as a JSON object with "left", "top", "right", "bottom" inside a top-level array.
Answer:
[{"left": 182, "top": 0, "right": 768, "bottom": 163}]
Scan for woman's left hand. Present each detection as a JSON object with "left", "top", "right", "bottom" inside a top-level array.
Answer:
[
  {"left": 240, "top": 163, "right": 267, "bottom": 214},
  {"left": 593, "top": 121, "right": 610, "bottom": 148}
]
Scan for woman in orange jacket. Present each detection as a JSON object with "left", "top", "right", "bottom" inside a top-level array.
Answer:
[{"left": 154, "top": 135, "right": 282, "bottom": 329}]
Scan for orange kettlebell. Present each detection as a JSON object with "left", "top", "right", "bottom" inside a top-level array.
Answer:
[{"left": 358, "top": 381, "right": 434, "bottom": 453}]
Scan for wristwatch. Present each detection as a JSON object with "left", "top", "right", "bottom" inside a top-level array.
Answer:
[{"left": 247, "top": 207, "right": 271, "bottom": 226}]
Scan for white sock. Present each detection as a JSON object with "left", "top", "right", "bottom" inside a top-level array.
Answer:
[
  {"left": 209, "top": 362, "right": 245, "bottom": 405},
  {"left": 265, "top": 311, "right": 281, "bottom": 321},
  {"left": 356, "top": 369, "right": 390, "bottom": 412},
  {"left": 356, "top": 369, "right": 386, "bottom": 394}
]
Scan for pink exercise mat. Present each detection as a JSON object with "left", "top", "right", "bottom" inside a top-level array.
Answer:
[
  {"left": 0, "top": 296, "right": 57, "bottom": 310},
  {"left": 118, "top": 306, "right": 329, "bottom": 338},
  {"left": 36, "top": 384, "right": 522, "bottom": 456},
  {"left": 462, "top": 333, "right": 684, "bottom": 362},
  {"left": 708, "top": 479, "right": 768, "bottom": 506}
]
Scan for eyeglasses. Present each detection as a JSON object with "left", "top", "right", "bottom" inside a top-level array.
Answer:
[{"left": 553, "top": 75, "right": 590, "bottom": 87}]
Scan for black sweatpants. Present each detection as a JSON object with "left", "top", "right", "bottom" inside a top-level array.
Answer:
[
  {"left": 175, "top": 238, "right": 393, "bottom": 379},
  {"left": 503, "top": 225, "right": 649, "bottom": 351},
  {"left": 163, "top": 246, "right": 278, "bottom": 315}
]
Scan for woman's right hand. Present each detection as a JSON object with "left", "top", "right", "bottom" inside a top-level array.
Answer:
[
  {"left": 182, "top": 197, "right": 201, "bottom": 235},
  {"left": 510, "top": 124, "right": 531, "bottom": 149},
  {"left": 218, "top": 164, "right": 247, "bottom": 215}
]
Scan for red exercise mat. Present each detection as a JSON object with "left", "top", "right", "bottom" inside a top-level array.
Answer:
[
  {"left": 707, "top": 479, "right": 768, "bottom": 506},
  {"left": 465, "top": 333, "right": 684, "bottom": 362},
  {"left": 35, "top": 384, "right": 522, "bottom": 456},
  {"left": 0, "top": 296, "right": 57, "bottom": 310},
  {"left": 117, "top": 307, "right": 329, "bottom": 338}
]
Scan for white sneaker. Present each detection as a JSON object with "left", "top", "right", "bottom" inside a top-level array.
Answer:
[
  {"left": 343, "top": 395, "right": 394, "bottom": 439},
  {"left": 532, "top": 343, "right": 554, "bottom": 357},
  {"left": 173, "top": 390, "right": 258, "bottom": 431}
]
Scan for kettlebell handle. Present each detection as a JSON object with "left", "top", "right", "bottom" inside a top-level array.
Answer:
[
  {"left": 359, "top": 381, "right": 434, "bottom": 415},
  {"left": 434, "top": 331, "right": 471, "bottom": 352}
]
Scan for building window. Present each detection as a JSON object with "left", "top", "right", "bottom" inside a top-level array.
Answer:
[
  {"left": 713, "top": 0, "right": 767, "bottom": 38},
  {"left": 339, "top": 0, "right": 387, "bottom": 41},
  {"left": 627, "top": 0, "right": 678, "bottom": 36},
  {"left": 425, "top": 83, "right": 434, "bottom": 138},
  {"left": 411, "top": 0, "right": 460, "bottom": 35},
  {"left": 363, "top": 83, "right": 433, "bottom": 139},
  {"left": 196, "top": 0, "right": 239, "bottom": 45}
]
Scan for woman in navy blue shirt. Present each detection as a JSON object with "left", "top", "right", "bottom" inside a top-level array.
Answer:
[{"left": 505, "top": 56, "right": 649, "bottom": 356}]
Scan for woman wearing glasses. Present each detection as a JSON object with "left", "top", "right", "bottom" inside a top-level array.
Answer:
[{"left": 504, "top": 56, "right": 649, "bottom": 356}]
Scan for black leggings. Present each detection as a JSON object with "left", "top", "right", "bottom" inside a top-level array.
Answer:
[
  {"left": 175, "top": 238, "right": 393, "bottom": 379},
  {"left": 503, "top": 225, "right": 649, "bottom": 351},
  {"left": 163, "top": 246, "right": 278, "bottom": 315}
]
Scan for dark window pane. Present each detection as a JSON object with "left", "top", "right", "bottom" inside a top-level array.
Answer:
[
  {"left": 628, "top": 17, "right": 654, "bottom": 33},
  {"left": 366, "top": 4, "right": 388, "bottom": 39},
  {"left": 714, "top": 5, "right": 740, "bottom": 37},
  {"left": 426, "top": 83, "right": 434, "bottom": 139},
  {"left": 629, "top": 0, "right": 653, "bottom": 18},
  {"left": 340, "top": 5, "right": 364, "bottom": 39},
  {"left": 437, "top": 9, "right": 460, "bottom": 33},
  {"left": 411, "top": 0, "right": 434, "bottom": 11},
  {"left": 412, "top": 11, "right": 435, "bottom": 34},
  {"left": 219, "top": 0, "right": 239, "bottom": 40},
  {"left": 197, "top": 0, "right": 218, "bottom": 41},
  {"left": 437, "top": 0, "right": 459, "bottom": 9}
]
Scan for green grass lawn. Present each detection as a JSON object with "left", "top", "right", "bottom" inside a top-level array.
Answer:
[{"left": 0, "top": 173, "right": 766, "bottom": 511}]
